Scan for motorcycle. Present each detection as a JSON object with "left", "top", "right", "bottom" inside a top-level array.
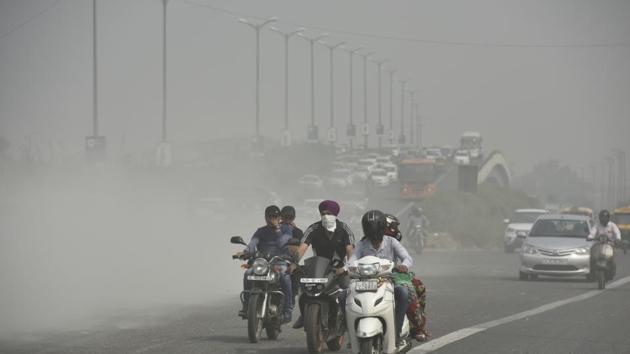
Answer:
[
  {"left": 299, "top": 256, "right": 346, "bottom": 353},
  {"left": 408, "top": 225, "right": 425, "bottom": 254},
  {"left": 231, "top": 236, "right": 290, "bottom": 343},
  {"left": 590, "top": 234, "right": 615, "bottom": 290},
  {"left": 345, "top": 255, "right": 412, "bottom": 354}
]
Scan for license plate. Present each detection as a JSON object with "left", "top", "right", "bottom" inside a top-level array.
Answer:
[
  {"left": 542, "top": 259, "right": 568, "bottom": 265},
  {"left": 355, "top": 280, "right": 378, "bottom": 291},
  {"left": 247, "top": 275, "right": 273, "bottom": 281},
  {"left": 300, "top": 278, "right": 328, "bottom": 284}
]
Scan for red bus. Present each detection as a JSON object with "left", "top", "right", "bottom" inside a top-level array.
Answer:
[{"left": 398, "top": 158, "right": 438, "bottom": 200}]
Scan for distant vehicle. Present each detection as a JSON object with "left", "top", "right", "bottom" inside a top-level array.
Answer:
[
  {"left": 503, "top": 208, "right": 549, "bottom": 253},
  {"left": 375, "top": 156, "right": 391, "bottom": 165},
  {"left": 369, "top": 168, "right": 390, "bottom": 187},
  {"left": 327, "top": 168, "right": 353, "bottom": 188},
  {"left": 440, "top": 145, "right": 454, "bottom": 158},
  {"left": 382, "top": 164, "right": 398, "bottom": 182},
  {"left": 297, "top": 174, "right": 323, "bottom": 188},
  {"left": 612, "top": 206, "right": 630, "bottom": 251},
  {"left": 357, "top": 159, "right": 376, "bottom": 171},
  {"left": 398, "top": 158, "right": 438, "bottom": 200},
  {"left": 351, "top": 166, "right": 370, "bottom": 182},
  {"left": 453, "top": 149, "right": 471, "bottom": 165},
  {"left": 423, "top": 147, "right": 442, "bottom": 160},
  {"left": 560, "top": 206, "right": 594, "bottom": 224},
  {"left": 460, "top": 131, "right": 482, "bottom": 160},
  {"left": 519, "top": 214, "right": 592, "bottom": 281}
]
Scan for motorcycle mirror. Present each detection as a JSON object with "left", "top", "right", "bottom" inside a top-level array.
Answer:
[{"left": 230, "top": 236, "right": 247, "bottom": 245}]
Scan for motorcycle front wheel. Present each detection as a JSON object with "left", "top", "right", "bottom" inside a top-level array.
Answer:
[
  {"left": 359, "top": 336, "right": 381, "bottom": 354},
  {"left": 247, "top": 294, "right": 264, "bottom": 343},
  {"left": 597, "top": 270, "right": 606, "bottom": 290},
  {"left": 305, "top": 303, "right": 324, "bottom": 353}
]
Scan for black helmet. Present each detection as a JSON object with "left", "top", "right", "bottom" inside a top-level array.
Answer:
[
  {"left": 384, "top": 213, "right": 402, "bottom": 242},
  {"left": 280, "top": 205, "right": 296, "bottom": 220},
  {"left": 265, "top": 205, "right": 281, "bottom": 218},
  {"left": 599, "top": 209, "right": 610, "bottom": 226},
  {"left": 362, "top": 210, "right": 386, "bottom": 242}
]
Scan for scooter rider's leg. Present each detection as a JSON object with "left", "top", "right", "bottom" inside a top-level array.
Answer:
[
  {"left": 394, "top": 285, "right": 410, "bottom": 339},
  {"left": 280, "top": 272, "right": 294, "bottom": 323}
]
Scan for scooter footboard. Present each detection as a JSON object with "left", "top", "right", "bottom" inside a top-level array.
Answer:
[{"left": 356, "top": 317, "right": 383, "bottom": 338}]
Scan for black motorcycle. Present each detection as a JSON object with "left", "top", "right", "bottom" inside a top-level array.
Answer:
[
  {"left": 299, "top": 256, "right": 346, "bottom": 353},
  {"left": 231, "top": 236, "right": 290, "bottom": 343}
]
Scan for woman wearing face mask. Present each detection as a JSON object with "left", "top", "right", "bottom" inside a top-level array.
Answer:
[{"left": 292, "top": 200, "right": 355, "bottom": 329}]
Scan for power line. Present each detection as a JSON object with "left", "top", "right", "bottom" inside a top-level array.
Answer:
[
  {"left": 182, "top": 0, "right": 630, "bottom": 48},
  {"left": 0, "top": 0, "right": 62, "bottom": 42}
]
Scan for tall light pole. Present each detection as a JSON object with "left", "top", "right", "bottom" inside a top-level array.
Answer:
[
  {"left": 372, "top": 59, "right": 387, "bottom": 150},
  {"left": 270, "top": 26, "right": 304, "bottom": 146},
  {"left": 416, "top": 104, "right": 422, "bottom": 149},
  {"left": 345, "top": 46, "right": 363, "bottom": 149},
  {"left": 612, "top": 149, "right": 627, "bottom": 204},
  {"left": 320, "top": 40, "right": 345, "bottom": 144},
  {"left": 408, "top": 90, "right": 417, "bottom": 146},
  {"left": 387, "top": 69, "right": 396, "bottom": 146},
  {"left": 239, "top": 16, "right": 277, "bottom": 139},
  {"left": 398, "top": 79, "right": 408, "bottom": 146},
  {"left": 359, "top": 51, "right": 375, "bottom": 149},
  {"left": 299, "top": 32, "right": 329, "bottom": 141},
  {"left": 161, "top": 0, "right": 170, "bottom": 143},
  {"left": 92, "top": 0, "right": 98, "bottom": 138}
]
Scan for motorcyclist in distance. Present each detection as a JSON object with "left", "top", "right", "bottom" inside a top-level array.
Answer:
[
  {"left": 233, "top": 205, "right": 294, "bottom": 323},
  {"left": 347, "top": 210, "right": 413, "bottom": 350},
  {"left": 588, "top": 209, "right": 621, "bottom": 279},
  {"left": 407, "top": 205, "right": 429, "bottom": 236}
]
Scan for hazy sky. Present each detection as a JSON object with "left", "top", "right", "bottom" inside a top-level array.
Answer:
[{"left": 1, "top": 0, "right": 629, "bottom": 173}]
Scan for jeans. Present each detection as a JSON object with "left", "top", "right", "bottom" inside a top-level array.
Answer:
[
  {"left": 394, "top": 285, "right": 410, "bottom": 339},
  {"left": 243, "top": 268, "right": 293, "bottom": 315}
]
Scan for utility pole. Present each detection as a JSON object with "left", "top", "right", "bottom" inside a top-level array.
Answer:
[
  {"left": 345, "top": 46, "right": 363, "bottom": 149},
  {"left": 387, "top": 69, "right": 396, "bottom": 146},
  {"left": 321, "top": 40, "right": 345, "bottom": 144},
  {"left": 270, "top": 26, "right": 304, "bottom": 146},
  {"left": 398, "top": 79, "right": 408, "bottom": 146},
  {"left": 359, "top": 51, "right": 375, "bottom": 149},
  {"left": 299, "top": 32, "right": 329, "bottom": 141},
  {"left": 92, "top": 0, "right": 98, "bottom": 137},
  {"left": 372, "top": 59, "right": 387, "bottom": 150},
  {"left": 239, "top": 16, "right": 277, "bottom": 139}
]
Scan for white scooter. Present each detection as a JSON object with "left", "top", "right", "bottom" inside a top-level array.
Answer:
[{"left": 345, "top": 255, "right": 411, "bottom": 354}]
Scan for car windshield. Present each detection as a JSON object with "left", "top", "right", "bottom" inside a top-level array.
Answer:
[
  {"left": 613, "top": 213, "right": 630, "bottom": 224},
  {"left": 512, "top": 212, "right": 546, "bottom": 224},
  {"left": 529, "top": 219, "right": 590, "bottom": 237}
]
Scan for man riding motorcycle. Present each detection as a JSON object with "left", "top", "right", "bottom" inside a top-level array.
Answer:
[
  {"left": 588, "top": 209, "right": 621, "bottom": 279},
  {"left": 406, "top": 206, "right": 429, "bottom": 236},
  {"left": 347, "top": 210, "right": 413, "bottom": 351},
  {"left": 234, "top": 205, "right": 294, "bottom": 323},
  {"left": 293, "top": 200, "right": 355, "bottom": 329},
  {"left": 384, "top": 213, "right": 431, "bottom": 342}
]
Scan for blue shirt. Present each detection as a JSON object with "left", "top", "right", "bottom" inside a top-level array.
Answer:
[
  {"left": 347, "top": 236, "right": 413, "bottom": 268},
  {"left": 245, "top": 224, "right": 292, "bottom": 256}
]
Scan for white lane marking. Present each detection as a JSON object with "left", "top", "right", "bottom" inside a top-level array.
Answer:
[{"left": 411, "top": 275, "right": 630, "bottom": 353}]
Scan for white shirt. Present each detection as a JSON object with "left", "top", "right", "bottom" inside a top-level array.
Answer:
[
  {"left": 588, "top": 222, "right": 621, "bottom": 242},
  {"left": 347, "top": 236, "right": 413, "bottom": 269}
]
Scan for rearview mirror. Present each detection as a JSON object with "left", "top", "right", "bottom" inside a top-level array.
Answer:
[{"left": 230, "top": 236, "right": 247, "bottom": 246}]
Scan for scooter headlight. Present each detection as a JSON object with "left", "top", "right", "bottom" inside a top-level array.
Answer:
[
  {"left": 252, "top": 259, "right": 269, "bottom": 275},
  {"left": 358, "top": 262, "right": 380, "bottom": 276}
]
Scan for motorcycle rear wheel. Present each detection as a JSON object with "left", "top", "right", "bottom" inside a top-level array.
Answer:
[
  {"left": 247, "top": 294, "right": 264, "bottom": 343},
  {"left": 305, "top": 304, "right": 324, "bottom": 353},
  {"left": 359, "top": 337, "right": 381, "bottom": 354}
]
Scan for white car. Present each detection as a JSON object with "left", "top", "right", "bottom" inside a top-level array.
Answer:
[
  {"left": 504, "top": 208, "right": 549, "bottom": 253},
  {"left": 297, "top": 174, "right": 323, "bottom": 188},
  {"left": 424, "top": 148, "right": 442, "bottom": 161},
  {"left": 327, "top": 168, "right": 353, "bottom": 188},
  {"left": 351, "top": 166, "right": 370, "bottom": 181},
  {"left": 381, "top": 164, "right": 398, "bottom": 182},
  {"left": 454, "top": 150, "right": 471, "bottom": 165},
  {"left": 369, "top": 169, "right": 390, "bottom": 187}
]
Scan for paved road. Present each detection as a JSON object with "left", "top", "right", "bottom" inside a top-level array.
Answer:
[{"left": 3, "top": 249, "right": 630, "bottom": 354}]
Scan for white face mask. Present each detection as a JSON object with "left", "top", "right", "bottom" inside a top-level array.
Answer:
[{"left": 321, "top": 214, "right": 337, "bottom": 231}]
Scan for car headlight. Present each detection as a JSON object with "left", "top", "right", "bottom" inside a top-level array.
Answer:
[
  {"left": 516, "top": 230, "right": 528, "bottom": 238},
  {"left": 573, "top": 247, "right": 590, "bottom": 255},
  {"left": 521, "top": 244, "right": 538, "bottom": 254},
  {"left": 358, "top": 262, "right": 380, "bottom": 276},
  {"left": 252, "top": 259, "right": 269, "bottom": 275},
  {"left": 506, "top": 227, "right": 515, "bottom": 233}
]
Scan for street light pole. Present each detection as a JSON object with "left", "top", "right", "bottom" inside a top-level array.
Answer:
[
  {"left": 408, "top": 90, "right": 416, "bottom": 146},
  {"left": 612, "top": 149, "right": 627, "bottom": 204},
  {"left": 299, "top": 32, "right": 329, "bottom": 140},
  {"left": 345, "top": 46, "right": 363, "bottom": 149},
  {"left": 270, "top": 26, "right": 304, "bottom": 145},
  {"left": 372, "top": 59, "right": 387, "bottom": 150},
  {"left": 387, "top": 69, "right": 396, "bottom": 146},
  {"left": 92, "top": 0, "right": 98, "bottom": 137},
  {"left": 161, "top": 0, "right": 170, "bottom": 142},
  {"left": 239, "top": 16, "right": 277, "bottom": 139},
  {"left": 359, "top": 51, "right": 375, "bottom": 149},
  {"left": 321, "top": 40, "right": 345, "bottom": 144},
  {"left": 398, "top": 79, "right": 408, "bottom": 146}
]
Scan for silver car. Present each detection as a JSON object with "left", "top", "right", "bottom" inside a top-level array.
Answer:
[{"left": 519, "top": 214, "right": 593, "bottom": 280}]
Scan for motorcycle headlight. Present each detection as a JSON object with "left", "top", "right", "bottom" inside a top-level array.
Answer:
[
  {"left": 521, "top": 244, "right": 538, "bottom": 255},
  {"left": 358, "top": 262, "right": 380, "bottom": 276},
  {"left": 252, "top": 259, "right": 269, "bottom": 275},
  {"left": 573, "top": 247, "right": 590, "bottom": 255}
]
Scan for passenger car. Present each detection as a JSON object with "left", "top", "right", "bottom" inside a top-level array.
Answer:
[
  {"left": 519, "top": 214, "right": 592, "bottom": 280},
  {"left": 503, "top": 208, "right": 548, "bottom": 252}
]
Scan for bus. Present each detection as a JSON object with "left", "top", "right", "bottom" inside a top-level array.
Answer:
[{"left": 398, "top": 158, "right": 438, "bottom": 200}]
